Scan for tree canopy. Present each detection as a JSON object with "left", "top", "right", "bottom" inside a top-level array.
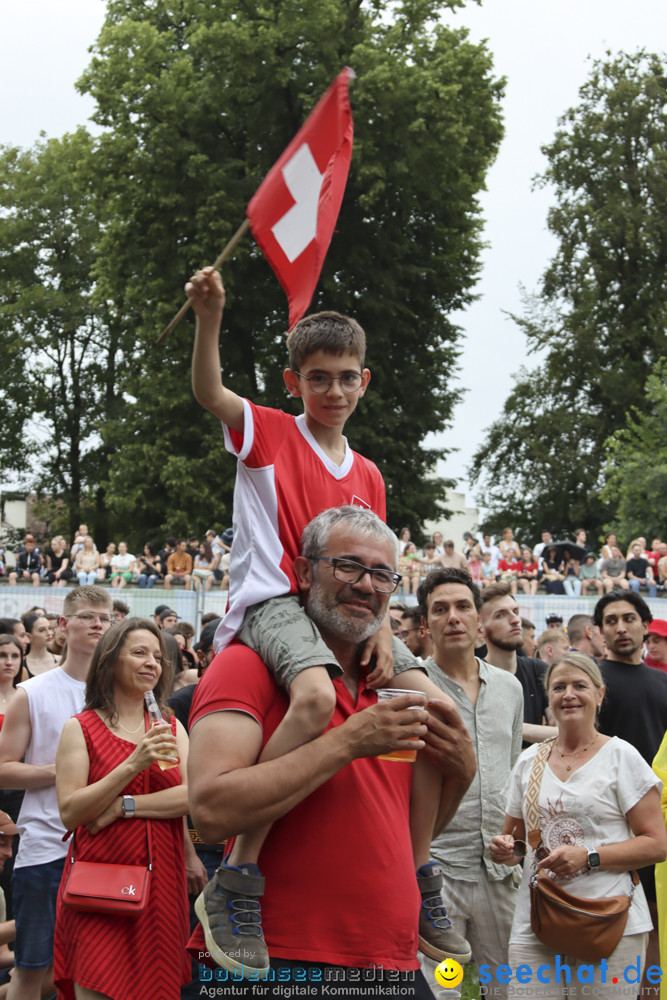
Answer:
[
  {"left": 601, "top": 358, "right": 667, "bottom": 544},
  {"left": 470, "top": 50, "right": 667, "bottom": 546},
  {"left": 0, "top": 0, "right": 504, "bottom": 548}
]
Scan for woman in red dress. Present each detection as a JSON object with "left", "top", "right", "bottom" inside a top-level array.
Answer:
[{"left": 54, "top": 618, "right": 191, "bottom": 1000}]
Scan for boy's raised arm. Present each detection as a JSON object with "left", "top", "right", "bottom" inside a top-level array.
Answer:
[{"left": 189, "top": 267, "right": 245, "bottom": 432}]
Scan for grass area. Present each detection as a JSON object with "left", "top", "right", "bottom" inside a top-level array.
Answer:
[{"left": 461, "top": 963, "right": 480, "bottom": 1000}]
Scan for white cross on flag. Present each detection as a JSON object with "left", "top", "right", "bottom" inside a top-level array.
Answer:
[{"left": 246, "top": 68, "right": 354, "bottom": 330}]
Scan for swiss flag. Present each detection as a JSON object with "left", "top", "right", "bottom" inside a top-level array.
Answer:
[{"left": 246, "top": 68, "right": 354, "bottom": 330}]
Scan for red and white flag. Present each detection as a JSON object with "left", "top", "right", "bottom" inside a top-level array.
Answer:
[{"left": 246, "top": 67, "right": 355, "bottom": 330}]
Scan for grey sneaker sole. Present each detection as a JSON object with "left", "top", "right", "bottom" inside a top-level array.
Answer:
[
  {"left": 195, "top": 890, "right": 270, "bottom": 976},
  {"left": 418, "top": 935, "right": 472, "bottom": 964}
]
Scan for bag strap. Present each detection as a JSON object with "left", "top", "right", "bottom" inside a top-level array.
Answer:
[
  {"left": 70, "top": 728, "right": 154, "bottom": 870},
  {"left": 525, "top": 739, "right": 555, "bottom": 851},
  {"left": 524, "top": 739, "right": 640, "bottom": 891}
]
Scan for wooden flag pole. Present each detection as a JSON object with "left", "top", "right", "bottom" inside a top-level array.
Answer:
[{"left": 156, "top": 217, "right": 251, "bottom": 344}]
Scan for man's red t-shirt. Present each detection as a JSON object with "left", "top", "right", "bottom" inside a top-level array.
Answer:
[{"left": 188, "top": 644, "right": 420, "bottom": 970}]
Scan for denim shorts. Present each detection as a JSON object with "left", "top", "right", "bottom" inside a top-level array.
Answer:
[{"left": 13, "top": 857, "right": 66, "bottom": 969}]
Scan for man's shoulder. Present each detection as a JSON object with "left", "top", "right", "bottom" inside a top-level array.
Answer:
[
  {"left": 516, "top": 655, "right": 547, "bottom": 679},
  {"left": 601, "top": 657, "right": 667, "bottom": 688},
  {"left": 19, "top": 666, "right": 68, "bottom": 692},
  {"left": 479, "top": 658, "right": 524, "bottom": 697},
  {"left": 190, "top": 643, "right": 281, "bottom": 726}
]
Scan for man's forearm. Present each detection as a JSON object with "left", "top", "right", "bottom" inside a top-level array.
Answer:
[
  {"left": 0, "top": 761, "right": 54, "bottom": 789},
  {"left": 522, "top": 722, "right": 558, "bottom": 744},
  {"left": 191, "top": 726, "right": 356, "bottom": 843}
]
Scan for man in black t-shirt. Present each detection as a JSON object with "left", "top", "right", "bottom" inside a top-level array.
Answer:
[
  {"left": 479, "top": 582, "right": 555, "bottom": 744},
  {"left": 593, "top": 589, "right": 667, "bottom": 982},
  {"left": 626, "top": 542, "right": 657, "bottom": 598}
]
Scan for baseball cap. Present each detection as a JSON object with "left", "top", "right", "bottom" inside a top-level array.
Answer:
[
  {"left": 0, "top": 811, "right": 19, "bottom": 837},
  {"left": 194, "top": 619, "right": 222, "bottom": 654},
  {"left": 154, "top": 604, "right": 171, "bottom": 617},
  {"left": 158, "top": 609, "right": 179, "bottom": 623},
  {"left": 648, "top": 619, "right": 667, "bottom": 639}
]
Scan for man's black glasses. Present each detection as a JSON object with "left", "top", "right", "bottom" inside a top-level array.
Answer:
[{"left": 314, "top": 557, "right": 400, "bottom": 594}]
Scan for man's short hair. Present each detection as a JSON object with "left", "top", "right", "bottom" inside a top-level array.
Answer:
[
  {"left": 444, "top": 540, "right": 455, "bottom": 548},
  {"left": 417, "top": 567, "right": 481, "bottom": 614},
  {"left": 536, "top": 629, "right": 569, "bottom": 655},
  {"left": 521, "top": 617, "right": 535, "bottom": 630},
  {"left": 63, "top": 586, "right": 112, "bottom": 616},
  {"left": 480, "top": 580, "right": 513, "bottom": 608},
  {"left": 567, "top": 613, "right": 594, "bottom": 644},
  {"left": 164, "top": 536, "right": 177, "bottom": 548},
  {"left": 112, "top": 599, "right": 130, "bottom": 616},
  {"left": 593, "top": 589, "right": 653, "bottom": 628},
  {"left": 286, "top": 311, "right": 366, "bottom": 370},
  {"left": 401, "top": 608, "right": 422, "bottom": 629},
  {"left": 389, "top": 601, "right": 409, "bottom": 614},
  {"left": 301, "top": 506, "right": 398, "bottom": 567}
]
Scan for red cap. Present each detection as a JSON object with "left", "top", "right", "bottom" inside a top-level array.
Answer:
[{"left": 648, "top": 619, "right": 667, "bottom": 639}]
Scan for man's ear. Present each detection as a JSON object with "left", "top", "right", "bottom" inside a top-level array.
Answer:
[
  {"left": 420, "top": 615, "right": 430, "bottom": 637},
  {"left": 293, "top": 556, "right": 313, "bottom": 592},
  {"left": 283, "top": 368, "right": 301, "bottom": 398}
]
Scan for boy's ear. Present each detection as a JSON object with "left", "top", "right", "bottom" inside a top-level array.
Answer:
[
  {"left": 283, "top": 368, "right": 301, "bottom": 398},
  {"left": 358, "top": 368, "right": 371, "bottom": 397}
]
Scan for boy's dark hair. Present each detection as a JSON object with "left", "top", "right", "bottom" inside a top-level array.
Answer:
[
  {"left": 286, "top": 311, "right": 366, "bottom": 370},
  {"left": 417, "top": 567, "right": 481, "bottom": 615},
  {"left": 593, "top": 589, "right": 653, "bottom": 628},
  {"left": 401, "top": 608, "right": 422, "bottom": 629}
]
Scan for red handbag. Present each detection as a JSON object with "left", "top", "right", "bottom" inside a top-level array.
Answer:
[
  {"left": 62, "top": 856, "right": 150, "bottom": 917},
  {"left": 62, "top": 768, "right": 152, "bottom": 919}
]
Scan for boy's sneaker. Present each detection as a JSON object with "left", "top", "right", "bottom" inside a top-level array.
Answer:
[
  {"left": 194, "top": 856, "right": 270, "bottom": 976},
  {"left": 417, "top": 861, "right": 472, "bottom": 964}
]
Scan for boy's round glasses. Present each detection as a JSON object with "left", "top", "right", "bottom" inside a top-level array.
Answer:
[
  {"left": 293, "top": 371, "right": 363, "bottom": 394},
  {"left": 313, "top": 557, "right": 400, "bottom": 594}
]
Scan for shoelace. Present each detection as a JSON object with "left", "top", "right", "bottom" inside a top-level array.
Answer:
[
  {"left": 227, "top": 896, "right": 263, "bottom": 937},
  {"left": 421, "top": 893, "right": 453, "bottom": 928}
]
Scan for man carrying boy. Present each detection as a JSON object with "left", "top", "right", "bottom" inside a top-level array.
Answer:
[
  {"left": 0, "top": 587, "right": 113, "bottom": 1000},
  {"left": 188, "top": 507, "right": 476, "bottom": 997},
  {"left": 189, "top": 268, "right": 469, "bottom": 973}
]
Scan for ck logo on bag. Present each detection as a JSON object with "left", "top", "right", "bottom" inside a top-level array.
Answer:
[{"left": 122, "top": 884, "right": 137, "bottom": 896}]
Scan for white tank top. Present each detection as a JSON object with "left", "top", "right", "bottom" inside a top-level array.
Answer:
[{"left": 15, "top": 668, "right": 86, "bottom": 868}]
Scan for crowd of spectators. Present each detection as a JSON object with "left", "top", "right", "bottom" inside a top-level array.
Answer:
[
  {"left": 395, "top": 527, "right": 667, "bottom": 600},
  {"left": 0, "top": 525, "right": 233, "bottom": 592}
]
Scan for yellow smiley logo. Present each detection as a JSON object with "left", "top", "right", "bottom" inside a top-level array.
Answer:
[{"left": 435, "top": 958, "right": 464, "bottom": 989}]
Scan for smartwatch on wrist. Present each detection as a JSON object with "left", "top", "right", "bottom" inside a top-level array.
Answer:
[
  {"left": 586, "top": 846, "right": 601, "bottom": 870},
  {"left": 121, "top": 795, "right": 135, "bottom": 819}
]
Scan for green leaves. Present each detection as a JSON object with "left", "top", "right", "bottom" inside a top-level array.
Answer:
[
  {"left": 1, "top": 0, "right": 504, "bottom": 546},
  {"left": 471, "top": 50, "right": 667, "bottom": 544}
]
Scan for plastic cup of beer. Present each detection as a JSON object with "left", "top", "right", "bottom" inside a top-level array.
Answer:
[{"left": 376, "top": 688, "right": 427, "bottom": 762}]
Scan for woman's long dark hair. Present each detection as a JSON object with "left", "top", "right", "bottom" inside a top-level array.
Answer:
[
  {"left": 84, "top": 618, "right": 169, "bottom": 726},
  {"left": 0, "top": 634, "right": 25, "bottom": 688}
]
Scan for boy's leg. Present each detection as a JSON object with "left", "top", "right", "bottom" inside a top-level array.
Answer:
[
  {"left": 387, "top": 655, "right": 472, "bottom": 964},
  {"left": 196, "top": 597, "right": 342, "bottom": 977}
]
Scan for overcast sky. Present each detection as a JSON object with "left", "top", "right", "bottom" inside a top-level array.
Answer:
[{"left": 2, "top": 0, "right": 664, "bottom": 506}]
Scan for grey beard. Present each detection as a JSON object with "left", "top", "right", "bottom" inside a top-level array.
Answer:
[{"left": 307, "top": 582, "right": 384, "bottom": 646}]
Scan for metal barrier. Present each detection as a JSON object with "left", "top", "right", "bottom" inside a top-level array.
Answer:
[{"left": 0, "top": 586, "right": 229, "bottom": 633}]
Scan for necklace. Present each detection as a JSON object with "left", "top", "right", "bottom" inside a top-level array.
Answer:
[
  {"left": 115, "top": 715, "right": 145, "bottom": 734},
  {"left": 554, "top": 732, "right": 599, "bottom": 771}
]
